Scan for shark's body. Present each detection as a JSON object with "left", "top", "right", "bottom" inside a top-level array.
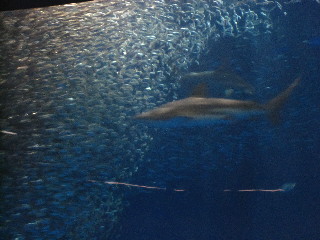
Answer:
[{"left": 135, "top": 78, "right": 300, "bottom": 126}]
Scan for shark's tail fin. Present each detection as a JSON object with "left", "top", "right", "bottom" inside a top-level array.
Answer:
[{"left": 265, "top": 77, "right": 301, "bottom": 124}]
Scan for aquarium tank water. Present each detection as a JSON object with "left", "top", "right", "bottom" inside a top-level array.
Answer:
[{"left": 0, "top": 0, "right": 319, "bottom": 239}]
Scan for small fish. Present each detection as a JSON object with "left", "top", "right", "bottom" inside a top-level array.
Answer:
[
  {"left": 135, "top": 77, "right": 300, "bottom": 126},
  {"left": 1, "top": 130, "right": 17, "bottom": 135}
]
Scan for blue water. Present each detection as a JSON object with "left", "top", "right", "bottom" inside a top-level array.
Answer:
[{"left": 0, "top": 1, "right": 320, "bottom": 240}]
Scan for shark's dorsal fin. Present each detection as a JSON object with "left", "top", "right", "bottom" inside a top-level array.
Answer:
[{"left": 191, "top": 83, "right": 208, "bottom": 97}]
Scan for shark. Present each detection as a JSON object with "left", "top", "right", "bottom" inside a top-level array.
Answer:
[
  {"left": 181, "top": 67, "right": 256, "bottom": 96},
  {"left": 135, "top": 77, "right": 300, "bottom": 126}
]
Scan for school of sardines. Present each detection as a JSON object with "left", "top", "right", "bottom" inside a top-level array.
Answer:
[{"left": 0, "top": 0, "right": 279, "bottom": 239}]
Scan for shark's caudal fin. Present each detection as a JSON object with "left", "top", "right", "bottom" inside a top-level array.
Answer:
[{"left": 265, "top": 77, "right": 301, "bottom": 124}]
